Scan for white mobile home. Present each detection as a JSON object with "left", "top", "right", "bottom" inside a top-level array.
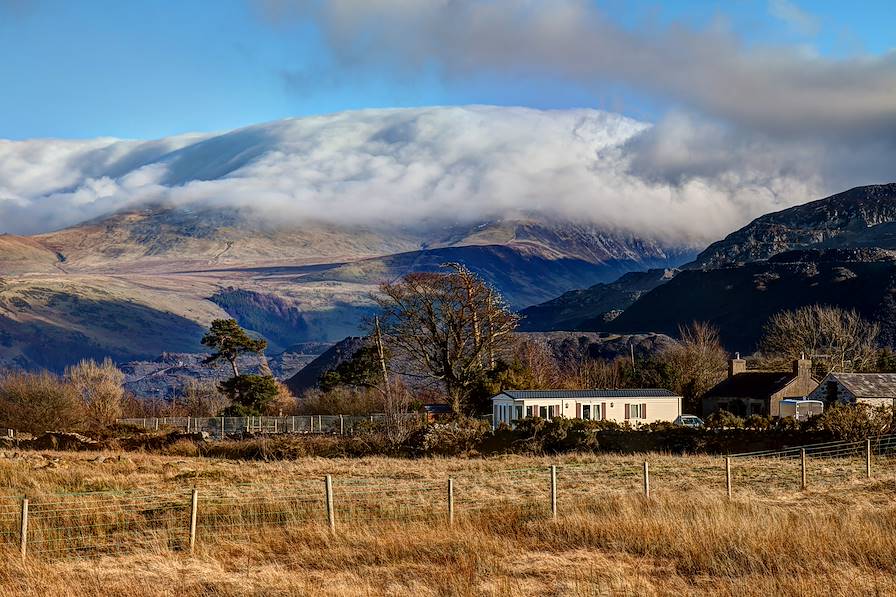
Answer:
[{"left": 490, "top": 389, "right": 682, "bottom": 428}]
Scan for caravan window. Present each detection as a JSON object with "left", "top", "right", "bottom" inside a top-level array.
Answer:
[
  {"left": 582, "top": 405, "right": 591, "bottom": 420},
  {"left": 539, "top": 406, "right": 548, "bottom": 419}
]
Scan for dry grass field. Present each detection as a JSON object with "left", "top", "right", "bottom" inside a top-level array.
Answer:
[{"left": 0, "top": 450, "right": 894, "bottom": 596}]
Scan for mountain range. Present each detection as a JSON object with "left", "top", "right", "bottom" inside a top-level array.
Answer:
[
  {"left": 522, "top": 184, "right": 896, "bottom": 351},
  {"left": 3, "top": 105, "right": 893, "bottom": 378}
]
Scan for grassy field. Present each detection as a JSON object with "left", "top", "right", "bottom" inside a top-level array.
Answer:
[{"left": 0, "top": 450, "right": 894, "bottom": 596}]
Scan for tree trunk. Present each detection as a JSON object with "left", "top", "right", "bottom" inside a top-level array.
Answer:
[{"left": 229, "top": 358, "right": 240, "bottom": 378}]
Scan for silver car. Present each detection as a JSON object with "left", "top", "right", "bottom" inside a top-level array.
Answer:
[{"left": 674, "top": 415, "right": 704, "bottom": 428}]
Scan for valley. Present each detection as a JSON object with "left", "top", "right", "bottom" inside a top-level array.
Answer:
[{"left": 0, "top": 204, "right": 690, "bottom": 372}]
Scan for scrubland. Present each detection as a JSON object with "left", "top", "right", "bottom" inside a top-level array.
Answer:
[{"left": 0, "top": 450, "right": 894, "bottom": 596}]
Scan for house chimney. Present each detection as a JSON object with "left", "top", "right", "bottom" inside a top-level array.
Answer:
[
  {"left": 728, "top": 352, "right": 747, "bottom": 378},
  {"left": 793, "top": 352, "right": 812, "bottom": 382}
]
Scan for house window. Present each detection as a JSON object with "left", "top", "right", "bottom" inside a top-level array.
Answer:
[
  {"left": 629, "top": 404, "right": 645, "bottom": 419},
  {"left": 526, "top": 406, "right": 533, "bottom": 418},
  {"left": 515, "top": 406, "right": 523, "bottom": 420},
  {"left": 582, "top": 405, "right": 591, "bottom": 420},
  {"left": 539, "top": 406, "right": 548, "bottom": 419}
]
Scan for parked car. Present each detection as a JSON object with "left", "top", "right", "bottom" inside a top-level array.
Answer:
[{"left": 673, "top": 415, "right": 704, "bottom": 428}]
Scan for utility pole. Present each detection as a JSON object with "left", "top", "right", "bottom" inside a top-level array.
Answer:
[{"left": 374, "top": 316, "right": 391, "bottom": 397}]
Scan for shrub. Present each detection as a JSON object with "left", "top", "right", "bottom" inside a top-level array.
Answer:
[
  {"left": 705, "top": 410, "right": 744, "bottom": 429},
  {"left": 775, "top": 416, "right": 800, "bottom": 432},
  {"left": 0, "top": 371, "right": 86, "bottom": 434},
  {"left": 744, "top": 414, "right": 772, "bottom": 430},
  {"left": 804, "top": 403, "right": 894, "bottom": 441},
  {"left": 402, "top": 417, "right": 491, "bottom": 456},
  {"left": 508, "top": 417, "right": 599, "bottom": 453}
]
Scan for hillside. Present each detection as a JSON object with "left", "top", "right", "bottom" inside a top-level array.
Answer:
[
  {"left": 0, "top": 204, "right": 690, "bottom": 371},
  {"left": 606, "top": 249, "right": 896, "bottom": 351},
  {"left": 518, "top": 268, "right": 677, "bottom": 331},
  {"left": 523, "top": 184, "right": 896, "bottom": 338},
  {"left": 694, "top": 184, "right": 896, "bottom": 268}
]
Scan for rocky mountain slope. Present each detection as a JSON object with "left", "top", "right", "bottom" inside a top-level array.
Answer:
[
  {"left": 121, "top": 343, "right": 330, "bottom": 400},
  {"left": 606, "top": 248, "right": 896, "bottom": 351},
  {"left": 694, "top": 184, "right": 896, "bottom": 268},
  {"left": 522, "top": 184, "right": 896, "bottom": 342}
]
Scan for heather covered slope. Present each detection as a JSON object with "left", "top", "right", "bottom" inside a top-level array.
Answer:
[{"left": 606, "top": 249, "right": 896, "bottom": 351}]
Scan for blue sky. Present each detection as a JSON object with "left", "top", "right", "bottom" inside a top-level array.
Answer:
[{"left": 0, "top": 0, "right": 892, "bottom": 140}]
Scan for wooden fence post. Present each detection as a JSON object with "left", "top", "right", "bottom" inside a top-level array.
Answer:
[
  {"left": 725, "top": 457, "right": 732, "bottom": 499},
  {"left": 324, "top": 475, "right": 336, "bottom": 534},
  {"left": 19, "top": 498, "right": 28, "bottom": 561},
  {"left": 448, "top": 478, "right": 454, "bottom": 526},
  {"left": 318, "top": 415, "right": 323, "bottom": 433},
  {"left": 189, "top": 489, "right": 199, "bottom": 553},
  {"left": 309, "top": 416, "right": 314, "bottom": 434},
  {"left": 220, "top": 417, "right": 225, "bottom": 439},
  {"left": 866, "top": 438, "right": 872, "bottom": 479},
  {"left": 800, "top": 449, "right": 807, "bottom": 490},
  {"left": 550, "top": 465, "right": 557, "bottom": 519},
  {"left": 339, "top": 415, "right": 344, "bottom": 436},
  {"left": 643, "top": 461, "right": 650, "bottom": 498}
]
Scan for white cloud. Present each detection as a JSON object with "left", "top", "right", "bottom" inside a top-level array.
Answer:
[
  {"left": 768, "top": 0, "right": 820, "bottom": 36},
  {"left": 259, "top": 0, "right": 896, "bottom": 139},
  {"left": 0, "top": 105, "right": 864, "bottom": 246}
]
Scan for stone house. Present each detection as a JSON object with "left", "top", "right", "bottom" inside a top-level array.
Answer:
[
  {"left": 702, "top": 355, "right": 818, "bottom": 418},
  {"left": 807, "top": 373, "right": 896, "bottom": 408}
]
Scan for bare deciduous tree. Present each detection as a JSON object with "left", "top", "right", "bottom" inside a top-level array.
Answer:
[
  {"left": 179, "top": 380, "right": 231, "bottom": 417},
  {"left": 65, "top": 358, "right": 126, "bottom": 428},
  {"left": 661, "top": 321, "right": 728, "bottom": 411},
  {"left": 760, "top": 305, "right": 879, "bottom": 374},
  {"left": 374, "top": 263, "right": 519, "bottom": 414}
]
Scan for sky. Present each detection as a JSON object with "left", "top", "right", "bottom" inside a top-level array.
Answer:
[
  {"left": 0, "top": 0, "right": 894, "bottom": 240},
  {"left": 0, "top": 0, "right": 892, "bottom": 140}
]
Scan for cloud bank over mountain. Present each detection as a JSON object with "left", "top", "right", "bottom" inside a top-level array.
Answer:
[
  {"left": 252, "top": 0, "right": 896, "bottom": 229},
  {"left": 0, "top": 105, "right": 841, "bottom": 244}
]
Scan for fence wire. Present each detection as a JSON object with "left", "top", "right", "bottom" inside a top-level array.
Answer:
[
  {"left": 5, "top": 434, "right": 894, "bottom": 560},
  {"left": 117, "top": 414, "right": 423, "bottom": 438}
]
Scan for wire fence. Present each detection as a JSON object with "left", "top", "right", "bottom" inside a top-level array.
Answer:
[
  {"left": 116, "top": 414, "right": 424, "bottom": 437},
  {"left": 3, "top": 434, "right": 895, "bottom": 560}
]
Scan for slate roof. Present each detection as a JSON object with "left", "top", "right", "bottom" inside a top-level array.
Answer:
[
  {"left": 497, "top": 389, "right": 677, "bottom": 400},
  {"left": 705, "top": 372, "right": 796, "bottom": 399},
  {"left": 829, "top": 373, "right": 896, "bottom": 399}
]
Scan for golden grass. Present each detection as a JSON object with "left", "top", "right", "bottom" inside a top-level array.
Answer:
[{"left": 0, "top": 450, "right": 894, "bottom": 596}]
